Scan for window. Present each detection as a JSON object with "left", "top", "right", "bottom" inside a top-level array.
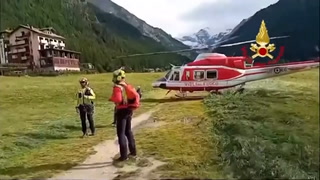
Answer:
[
  {"left": 194, "top": 70, "right": 204, "bottom": 80},
  {"left": 21, "top": 31, "right": 25, "bottom": 36},
  {"left": 170, "top": 71, "right": 180, "bottom": 81},
  {"left": 206, "top": 70, "right": 217, "bottom": 79},
  {"left": 165, "top": 70, "right": 172, "bottom": 80}
]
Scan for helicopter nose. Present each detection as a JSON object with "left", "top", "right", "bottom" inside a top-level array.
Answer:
[
  {"left": 152, "top": 82, "right": 161, "bottom": 88},
  {"left": 152, "top": 77, "right": 167, "bottom": 88}
]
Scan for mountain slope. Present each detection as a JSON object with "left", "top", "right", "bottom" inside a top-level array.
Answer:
[
  {"left": 0, "top": 0, "right": 191, "bottom": 72},
  {"left": 215, "top": 0, "right": 319, "bottom": 61},
  {"left": 86, "top": 0, "right": 189, "bottom": 50},
  {"left": 178, "top": 27, "right": 232, "bottom": 48}
]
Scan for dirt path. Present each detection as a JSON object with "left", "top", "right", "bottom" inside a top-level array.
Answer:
[{"left": 50, "top": 110, "right": 165, "bottom": 180}]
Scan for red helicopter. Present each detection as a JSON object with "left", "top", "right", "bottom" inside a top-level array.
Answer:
[
  {"left": 115, "top": 20, "right": 319, "bottom": 98},
  {"left": 116, "top": 42, "right": 319, "bottom": 98}
]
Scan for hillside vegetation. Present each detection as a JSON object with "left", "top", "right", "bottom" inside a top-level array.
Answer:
[{"left": 0, "top": 0, "right": 190, "bottom": 72}]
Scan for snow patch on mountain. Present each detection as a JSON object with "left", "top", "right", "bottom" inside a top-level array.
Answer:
[{"left": 177, "top": 27, "right": 232, "bottom": 48}]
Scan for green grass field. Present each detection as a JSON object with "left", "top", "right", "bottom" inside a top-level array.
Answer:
[
  {"left": 0, "top": 73, "right": 165, "bottom": 178},
  {"left": 204, "top": 70, "right": 319, "bottom": 179},
  {"left": 135, "top": 99, "right": 224, "bottom": 179},
  {"left": 0, "top": 69, "right": 319, "bottom": 179},
  {"left": 134, "top": 69, "right": 319, "bottom": 179}
]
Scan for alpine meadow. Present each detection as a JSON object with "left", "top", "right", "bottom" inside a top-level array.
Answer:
[{"left": 0, "top": 0, "right": 319, "bottom": 179}]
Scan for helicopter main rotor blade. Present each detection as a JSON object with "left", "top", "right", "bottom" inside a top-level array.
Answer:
[
  {"left": 113, "top": 35, "right": 290, "bottom": 59},
  {"left": 218, "top": 36, "right": 290, "bottom": 48},
  {"left": 114, "top": 48, "right": 196, "bottom": 59},
  {"left": 114, "top": 47, "right": 210, "bottom": 59}
]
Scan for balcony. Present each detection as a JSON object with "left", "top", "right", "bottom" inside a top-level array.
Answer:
[
  {"left": 10, "top": 41, "right": 28, "bottom": 47},
  {"left": 21, "top": 56, "right": 30, "bottom": 61},
  {"left": 8, "top": 48, "right": 28, "bottom": 54},
  {"left": 9, "top": 52, "right": 30, "bottom": 57},
  {"left": 16, "top": 32, "right": 30, "bottom": 39},
  {"left": 15, "top": 38, "right": 29, "bottom": 43}
]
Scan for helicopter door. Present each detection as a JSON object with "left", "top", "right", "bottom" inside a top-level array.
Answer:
[{"left": 169, "top": 70, "right": 180, "bottom": 81}]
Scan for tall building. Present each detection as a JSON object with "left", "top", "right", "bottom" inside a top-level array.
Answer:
[{"left": 6, "top": 25, "right": 80, "bottom": 71}]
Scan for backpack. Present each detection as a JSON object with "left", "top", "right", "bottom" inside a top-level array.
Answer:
[{"left": 116, "top": 83, "right": 140, "bottom": 109}]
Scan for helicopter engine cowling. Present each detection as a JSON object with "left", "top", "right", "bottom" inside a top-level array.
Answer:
[{"left": 187, "top": 56, "right": 247, "bottom": 69}]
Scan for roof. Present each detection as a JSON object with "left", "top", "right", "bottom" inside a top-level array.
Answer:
[
  {"left": 40, "top": 27, "right": 56, "bottom": 33},
  {"left": 10, "top": 25, "right": 65, "bottom": 40},
  {"left": 0, "top": 29, "right": 12, "bottom": 34}
]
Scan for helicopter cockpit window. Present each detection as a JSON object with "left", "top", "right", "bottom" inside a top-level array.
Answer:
[
  {"left": 206, "top": 70, "right": 217, "bottom": 79},
  {"left": 170, "top": 71, "right": 180, "bottom": 81},
  {"left": 164, "top": 70, "right": 172, "bottom": 80},
  {"left": 194, "top": 70, "right": 204, "bottom": 81}
]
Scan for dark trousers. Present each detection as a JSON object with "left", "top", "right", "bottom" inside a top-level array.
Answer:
[
  {"left": 79, "top": 104, "right": 95, "bottom": 135},
  {"left": 113, "top": 106, "right": 117, "bottom": 124},
  {"left": 116, "top": 108, "right": 136, "bottom": 159}
]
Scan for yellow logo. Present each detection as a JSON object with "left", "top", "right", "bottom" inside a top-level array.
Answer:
[{"left": 250, "top": 20, "right": 276, "bottom": 59}]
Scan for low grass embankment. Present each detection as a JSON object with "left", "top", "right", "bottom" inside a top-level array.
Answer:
[
  {"left": 0, "top": 72, "right": 164, "bottom": 179},
  {"left": 135, "top": 97, "right": 224, "bottom": 179},
  {"left": 204, "top": 70, "right": 319, "bottom": 179}
]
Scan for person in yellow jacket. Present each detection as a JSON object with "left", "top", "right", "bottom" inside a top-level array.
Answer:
[{"left": 75, "top": 77, "right": 96, "bottom": 137}]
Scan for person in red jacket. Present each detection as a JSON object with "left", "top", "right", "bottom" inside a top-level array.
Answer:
[{"left": 109, "top": 69, "right": 137, "bottom": 161}]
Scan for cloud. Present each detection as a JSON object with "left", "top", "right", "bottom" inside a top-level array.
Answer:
[
  {"left": 112, "top": 0, "right": 279, "bottom": 37},
  {"left": 180, "top": 0, "right": 279, "bottom": 34},
  {"left": 112, "top": 0, "right": 213, "bottom": 37}
]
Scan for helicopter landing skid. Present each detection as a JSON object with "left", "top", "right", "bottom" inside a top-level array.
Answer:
[
  {"left": 233, "top": 83, "right": 246, "bottom": 94},
  {"left": 175, "top": 91, "right": 188, "bottom": 98},
  {"left": 210, "top": 90, "right": 223, "bottom": 95}
]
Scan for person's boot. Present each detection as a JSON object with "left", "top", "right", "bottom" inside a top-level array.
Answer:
[
  {"left": 111, "top": 122, "right": 116, "bottom": 127},
  {"left": 128, "top": 153, "right": 137, "bottom": 159},
  {"left": 115, "top": 156, "right": 128, "bottom": 161},
  {"left": 81, "top": 132, "right": 88, "bottom": 138}
]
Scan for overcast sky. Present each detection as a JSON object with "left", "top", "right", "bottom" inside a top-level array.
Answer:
[{"left": 112, "top": 0, "right": 279, "bottom": 37}]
